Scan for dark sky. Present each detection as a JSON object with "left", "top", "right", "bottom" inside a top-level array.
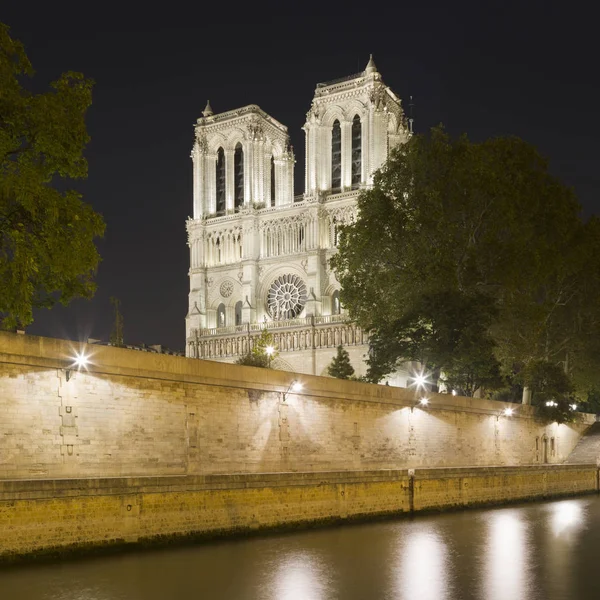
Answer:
[{"left": 3, "top": 1, "right": 598, "bottom": 351}]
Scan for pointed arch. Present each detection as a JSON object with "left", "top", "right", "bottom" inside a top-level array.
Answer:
[
  {"left": 216, "top": 147, "right": 225, "bottom": 215},
  {"left": 234, "top": 142, "right": 244, "bottom": 210},
  {"left": 331, "top": 119, "right": 341, "bottom": 192},
  {"left": 217, "top": 303, "right": 226, "bottom": 327},
  {"left": 271, "top": 155, "right": 276, "bottom": 207},
  {"left": 235, "top": 300, "right": 243, "bottom": 326},
  {"left": 351, "top": 114, "right": 362, "bottom": 188}
]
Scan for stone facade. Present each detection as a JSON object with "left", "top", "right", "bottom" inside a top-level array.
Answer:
[{"left": 185, "top": 57, "right": 411, "bottom": 377}]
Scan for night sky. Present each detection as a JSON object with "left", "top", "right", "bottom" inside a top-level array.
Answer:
[{"left": 3, "top": 2, "right": 598, "bottom": 351}]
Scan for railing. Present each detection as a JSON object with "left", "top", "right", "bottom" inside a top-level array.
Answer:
[
  {"left": 188, "top": 315, "right": 366, "bottom": 359},
  {"left": 198, "top": 314, "right": 348, "bottom": 337},
  {"left": 316, "top": 72, "right": 364, "bottom": 88}
]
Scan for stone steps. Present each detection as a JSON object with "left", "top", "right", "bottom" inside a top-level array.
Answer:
[{"left": 566, "top": 421, "right": 600, "bottom": 464}]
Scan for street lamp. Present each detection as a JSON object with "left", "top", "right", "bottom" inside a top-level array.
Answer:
[
  {"left": 66, "top": 351, "right": 89, "bottom": 382},
  {"left": 283, "top": 380, "right": 303, "bottom": 402},
  {"left": 265, "top": 345, "right": 275, "bottom": 368}
]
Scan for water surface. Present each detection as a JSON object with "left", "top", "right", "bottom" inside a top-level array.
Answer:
[{"left": 2, "top": 495, "right": 600, "bottom": 599}]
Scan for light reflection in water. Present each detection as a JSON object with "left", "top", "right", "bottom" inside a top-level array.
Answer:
[
  {"left": 550, "top": 500, "right": 584, "bottom": 536},
  {"left": 271, "top": 551, "right": 328, "bottom": 600},
  {"left": 395, "top": 527, "right": 450, "bottom": 600},
  {"left": 483, "top": 510, "right": 531, "bottom": 600}
]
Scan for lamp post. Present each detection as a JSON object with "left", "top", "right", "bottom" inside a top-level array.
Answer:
[{"left": 265, "top": 345, "right": 275, "bottom": 368}]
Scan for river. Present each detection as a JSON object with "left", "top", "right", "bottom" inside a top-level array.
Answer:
[{"left": 2, "top": 495, "right": 600, "bottom": 599}]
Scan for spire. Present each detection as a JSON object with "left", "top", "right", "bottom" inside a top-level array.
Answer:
[
  {"left": 202, "top": 100, "right": 214, "bottom": 117},
  {"left": 364, "top": 54, "right": 378, "bottom": 75}
]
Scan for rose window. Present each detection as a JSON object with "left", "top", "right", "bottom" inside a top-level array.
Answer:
[
  {"left": 267, "top": 274, "right": 307, "bottom": 319},
  {"left": 220, "top": 280, "right": 233, "bottom": 298}
]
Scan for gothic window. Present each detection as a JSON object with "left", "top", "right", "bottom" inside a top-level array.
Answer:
[
  {"left": 298, "top": 224, "right": 305, "bottom": 249},
  {"left": 267, "top": 274, "right": 307, "bottom": 319},
  {"left": 234, "top": 143, "right": 244, "bottom": 210},
  {"left": 235, "top": 300, "right": 243, "bottom": 326},
  {"left": 271, "top": 155, "right": 276, "bottom": 207},
  {"left": 351, "top": 115, "right": 362, "bottom": 188},
  {"left": 331, "top": 120, "right": 341, "bottom": 192},
  {"left": 217, "top": 303, "right": 226, "bottom": 327},
  {"left": 216, "top": 147, "right": 226, "bottom": 214},
  {"left": 332, "top": 290, "right": 341, "bottom": 315}
]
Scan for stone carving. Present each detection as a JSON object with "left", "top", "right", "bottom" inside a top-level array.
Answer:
[
  {"left": 196, "top": 131, "right": 209, "bottom": 153},
  {"left": 247, "top": 119, "right": 265, "bottom": 142},
  {"left": 220, "top": 280, "right": 233, "bottom": 298},
  {"left": 300, "top": 258, "right": 308, "bottom": 272},
  {"left": 207, "top": 277, "right": 213, "bottom": 288},
  {"left": 237, "top": 271, "right": 243, "bottom": 282}
]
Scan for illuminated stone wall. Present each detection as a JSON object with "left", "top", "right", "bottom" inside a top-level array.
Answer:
[{"left": 0, "top": 332, "right": 595, "bottom": 481}]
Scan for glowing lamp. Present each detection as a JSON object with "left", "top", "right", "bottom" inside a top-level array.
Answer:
[
  {"left": 73, "top": 352, "right": 89, "bottom": 368},
  {"left": 291, "top": 382, "right": 303, "bottom": 393},
  {"left": 419, "top": 398, "right": 429, "bottom": 406},
  {"left": 503, "top": 407, "right": 514, "bottom": 417},
  {"left": 265, "top": 346, "right": 275, "bottom": 356},
  {"left": 570, "top": 403, "right": 577, "bottom": 411}
]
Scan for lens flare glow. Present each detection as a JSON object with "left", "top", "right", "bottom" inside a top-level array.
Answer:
[
  {"left": 72, "top": 352, "right": 89, "bottom": 369},
  {"left": 503, "top": 408, "right": 514, "bottom": 417},
  {"left": 409, "top": 370, "right": 430, "bottom": 390}
]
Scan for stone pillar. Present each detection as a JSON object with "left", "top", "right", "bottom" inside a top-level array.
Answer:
[
  {"left": 206, "top": 153, "right": 217, "bottom": 214},
  {"left": 341, "top": 120, "right": 352, "bottom": 191}
]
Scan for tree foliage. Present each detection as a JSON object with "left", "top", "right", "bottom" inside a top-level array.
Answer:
[
  {"left": 331, "top": 126, "right": 600, "bottom": 404},
  {"left": 328, "top": 345, "right": 355, "bottom": 379},
  {"left": 0, "top": 23, "right": 105, "bottom": 328},
  {"left": 235, "top": 329, "right": 278, "bottom": 368}
]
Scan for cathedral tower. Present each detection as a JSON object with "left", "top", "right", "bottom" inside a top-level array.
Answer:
[{"left": 186, "top": 57, "right": 410, "bottom": 378}]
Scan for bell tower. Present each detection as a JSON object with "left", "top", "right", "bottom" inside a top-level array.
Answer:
[{"left": 303, "top": 55, "right": 409, "bottom": 197}]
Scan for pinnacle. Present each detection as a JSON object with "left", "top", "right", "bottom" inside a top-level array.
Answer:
[
  {"left": 202, "top": 99, "right": 214, "bottom": 117},
  {"left": 365, "top": 54, "right": 378, "bottom": 75}
]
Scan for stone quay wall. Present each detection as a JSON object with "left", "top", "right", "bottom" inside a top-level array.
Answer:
[
  {"left": 0, "top": 332, "right": 595, "bottom": 481},
  {"left": 0, "top": 465, "right": 598, "bottom": 561}
]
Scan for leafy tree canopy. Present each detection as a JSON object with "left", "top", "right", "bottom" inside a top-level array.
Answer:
[
  {"left": 332, "top": 126, "right": 600, "bottom": 404},
  {"left": 328, "top": 345, "right": 355, "bottom": 380},
  {"left": 0, "top": 23, "right": 105, "bottom": 328},
  {"left": 235, "top": 329, "right": 278, "bottom": 368}
]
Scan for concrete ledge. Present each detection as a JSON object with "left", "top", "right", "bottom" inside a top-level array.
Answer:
[{"left": 1, "top": 465, "right": 598, "bottom": 564}]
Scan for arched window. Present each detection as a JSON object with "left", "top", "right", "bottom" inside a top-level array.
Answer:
[
  {"left": 235, "top": 301, "right": 243, "bottom": 326},
  {"left": 216, "top": 147, "right": 225, "bottom": 214},
  {"left": 217, "top": 303, "right": 226, "bottom": 327},
  {"left": 331, "top": 120, "right": 341, "bottom": 192},
  {"left": 234, "top": 143, "right": 244, "bottom": 210},
  {"left": 271, "top": 155, "right": 276, "bottom": 207},
  {"left": 351, "top": 115, "right": 362, "bottom": 188},
  {"left": 332, "top": 290, "right": 341, "bottom": 315}
]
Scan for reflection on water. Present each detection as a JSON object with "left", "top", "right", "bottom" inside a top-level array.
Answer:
[
  {"left": 551, "top": 500, "right": 585, "bottom": 536},
  {"left": 1, "top": 496, "right": 600, "bottom": 600},
  {"left": 396, "top": 527, "right": 450, "bottom": 600},
  {"left": 271, "top": 552, "right": 329, "bottom": 600},
  {"left": 483, "top": 510, "right": 531, "bottom": 600}
]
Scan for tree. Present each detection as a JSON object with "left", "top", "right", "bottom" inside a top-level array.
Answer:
[
  {"left": 235, "top": 329, "right": 278, "bottom": 368},
  {"left": 109, "top": 297, "right": 124, "bottom": 347},
  {"left": 331, "top": 126, "right": 600, "bottom": 400},
  {"left": 0, "top": 23, "right": 104, "bottom": 329},
  {"left": 328, "top": 345, "right": 355, "bottom": 379}
]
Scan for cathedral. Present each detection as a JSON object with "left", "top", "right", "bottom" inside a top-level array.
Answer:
[{"left": 185, "top": 56, "right": 411, "bottom": 379}]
